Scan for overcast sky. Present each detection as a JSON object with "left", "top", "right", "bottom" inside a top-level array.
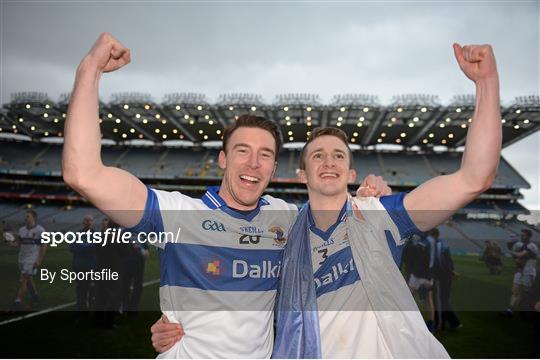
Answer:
[{"left": 1, "top": 0, "right": 538, "bottom": 210}]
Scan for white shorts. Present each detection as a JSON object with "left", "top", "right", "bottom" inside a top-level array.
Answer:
[
  {"left": 19, "top": 261, "right": 36, "bottom": 276},
  {"left": 408, "top": 274, "right": 433, "bottom": 290},
  {"left": 513, "top": 272, "right": 534, "bottom": 287}
]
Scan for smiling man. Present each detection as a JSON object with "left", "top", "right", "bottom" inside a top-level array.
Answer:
[
  {"left": 274, "top": 127, "right": 449, "bottom": 358},
  {"left": 273, "top": 42, "right": 502, "bottom": 358},
  {"left": 62, "top": 33, "right": 391, "bottom": 358}
]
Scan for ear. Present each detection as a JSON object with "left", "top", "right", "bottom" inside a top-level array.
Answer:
[
  {"left": 347, "top": 168, "right": 357, "bottom": 184},
  {"left": 297, "top": 169, "right": 308, "bottom": 184},
  {"left": 272, "top": 162, "right": 277, "bottom": 178},
  {"left": 218, "top": 150, "right": 227, "bottom": 170}
]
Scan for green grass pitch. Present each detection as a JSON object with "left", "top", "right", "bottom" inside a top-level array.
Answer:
[{"left": 0, "top": 242, "right": 535, "bottom": 358}]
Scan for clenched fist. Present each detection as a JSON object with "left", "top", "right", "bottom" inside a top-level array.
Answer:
[
  {"left": 81, "top": 32, "right": 131, "bottom": 74},
  {"left": 453, "top": 43, "right": 498, "bottom": 83}
]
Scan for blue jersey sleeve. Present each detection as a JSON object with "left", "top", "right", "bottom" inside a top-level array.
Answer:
[
  {"left": 380, "top": 192, "right": 422, "bottom": 240},
  {"left": 126, "top": 186, "right": 165, "bottom": 235}
]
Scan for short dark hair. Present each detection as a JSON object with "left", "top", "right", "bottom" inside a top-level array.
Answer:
[
  {"left": 522, "top": 229, "right": 532, "bottom": 238},
  {"left": 26, "top": 209, "right": 37, "bottom": 220},
  {"left": 222, "top": 115, "right": 282, "bottom": 159},
  {"left": 299, "top": 127, "right": 353, "bottom": 170}
]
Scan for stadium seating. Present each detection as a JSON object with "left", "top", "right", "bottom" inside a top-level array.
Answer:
[
  {"left": 352, "top": 152, "right": 383, "bottom": 180},
  {"left": 276, "top": 150, "right": 300, "bottom": 179},
  {"left": 0, "top": 136, "right": 536, "bottom": 256},
  {"left": 379, "top": 153, "right": 432, "bottom": 185},
  {"left": 425, "top": 152, "right": 461, "bottom": 176},
  {"left": 437, "top": 221, "right": 482, "bottom": 254},
  {"left": 492, "top": 158, "right": 530, "bottom": 189},
  {"left": 158, "top": 148, "right": 203, "bottom": 178},
  {"left": 117, "top": 147, "right": 165, "bottom": 177},
  {"left": 0, "top": 140, "right": 531, "bottom": 189},
  {"left": 451, "top": 219, "right": 516, "bottom": 250}
]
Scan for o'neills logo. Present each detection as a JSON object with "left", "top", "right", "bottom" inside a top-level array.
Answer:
[
  {"left": 269, "top": 226, "right": 287, "bottom": 247},
  {"left": 232, "top": 260, "right": 281, "bottom": 278}
]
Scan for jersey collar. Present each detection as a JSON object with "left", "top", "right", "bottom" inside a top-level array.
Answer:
[
  {"left": 201, "top": 186, "right": 270, "bottom": 221},
  {"left": 307, "top": 199, "right": 348, "bottom": 241}
]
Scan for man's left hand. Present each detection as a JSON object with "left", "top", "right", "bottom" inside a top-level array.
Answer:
[{"left": 356, "top": 174, "right": 392, "bottom": 198}]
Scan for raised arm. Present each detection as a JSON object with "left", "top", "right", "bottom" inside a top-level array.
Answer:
[
  {"left": 404, "top": 43, "right": 502, "bottom": 231},
  {"left": 62, "top": 33, "right": 147, "bottom": 227}
]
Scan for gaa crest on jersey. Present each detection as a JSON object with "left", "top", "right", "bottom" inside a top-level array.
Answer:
[
  {"left": 269, "top": 226, "right": 287, "bottom": 247},
  {"left": 201, "top": 219, "right": 226, "bottom": 232}
]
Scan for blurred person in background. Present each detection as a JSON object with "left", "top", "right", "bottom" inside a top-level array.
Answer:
[
  {"left": 10, "top": 210, "right": 47, "bottom": 311},
  {"left": 403, "top": 233, "right": 436, "bottom": 332},
  {"left": 429, "top": 228, "right": 461, "bottom": 331},
  {"left": 69, "top": 214, "right": 97, "bottom": 321},
  {"left": 94, "top": 219, "right": 125, "bottom": 328},
  {"left": 504, "top": 229, "right": 538, "bottom": 316},
  {"left": 121, "top": 234, "right": 149, "bottom": 315},
  {"left": 481, "top": 240, "right": 502, "bottom": 275}
]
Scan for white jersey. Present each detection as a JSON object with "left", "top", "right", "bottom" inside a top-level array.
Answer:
[
  {"left": 18, "top": 224, "right": 45, "bottom": 264},
  {"left": 129, "top": 186, "right": 296, "bottom": 358},
  {"left": 512, "top": 241, "right": 538, "bottom": 276},
  {"left": 309, "top": 193, "right": 421, "bottom": 358}
]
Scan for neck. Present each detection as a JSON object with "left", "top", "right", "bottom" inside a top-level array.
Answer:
[{"left": 308, "top": 191, "right": 348, "bottom": 232}]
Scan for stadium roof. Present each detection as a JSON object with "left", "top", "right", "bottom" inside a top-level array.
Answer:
[{"left": 1, "top": 92, "right": 538, "bottom": 149}]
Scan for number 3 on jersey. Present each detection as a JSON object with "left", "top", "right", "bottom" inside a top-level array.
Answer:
[{"left": 318, "top": 248, "right": 329, "bottom": 264}]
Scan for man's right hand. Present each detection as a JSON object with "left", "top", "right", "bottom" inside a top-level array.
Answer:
[
  {"left": 80, "top": 32, "right": 131, "bottom": 74},
  {"left": 150, "top": 314, "right": 184, "bottom": 354}
]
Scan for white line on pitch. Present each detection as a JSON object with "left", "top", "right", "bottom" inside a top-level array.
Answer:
[{"left": 0, "top": 278, "right": 160, "bottom": 327}]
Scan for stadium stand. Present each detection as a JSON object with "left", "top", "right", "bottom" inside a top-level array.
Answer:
[
  {"left": 0, "top": 142, "right": 531, "bottom": 190},
  {"left": 1, "top": 92, "right": 538, "bottom": 254},
  {"left": 352, "top": 151, "right": 384, "bottom": 182},
  {"left": 117, "top": 147, "right": 165, "bottom": 177},
  {"left": 437, "top": 221, "right": 482, "bottom": 254},
  {"left": 492, "top": 157, "right": 530, "bottom": 189},
  {"left": 276, "top": 150, "right": 300, "bottom": 179},
  {"left": 157, "top": 148, "right": 199, "bottom": 178},
  {"left": 379, "top": 152, "right": 431, "bottom": 185},
  {"left": 452, "top": 219, "right": 517, "bottom": 249},
  {"left": 425, "top": 152, "right": 461, "bottom": 176}
]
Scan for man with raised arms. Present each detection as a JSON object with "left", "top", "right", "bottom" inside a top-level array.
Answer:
[
  {"left": 62, "top": 33, "right": 390, "bottom": 358},
  {"left": 272, "top": 42, "right": 501, "bottom": 358}
]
